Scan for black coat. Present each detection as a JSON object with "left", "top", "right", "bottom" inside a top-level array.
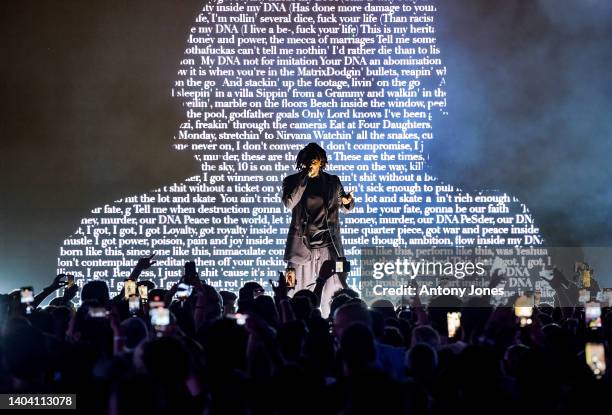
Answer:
[{"left": 281, "top": 170, "right": 355, "bottom": 264}]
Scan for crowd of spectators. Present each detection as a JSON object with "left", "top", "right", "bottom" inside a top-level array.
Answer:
[{"left": 0, "top": 256, "right": 609, "bottom": 414}]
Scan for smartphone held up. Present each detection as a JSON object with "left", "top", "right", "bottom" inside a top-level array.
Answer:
[
  {"left": 585, "top": 302, "right": 602, "bottom": 330},
  {"left": 447, "top": 312, "right": 461, "bottom": 339},
  {"left": 20, "top": 286, "right": 34, "bottom": 314},
  {"left": 150, "top": 307, "right": 170, "bottom": 329},
  {"left": 585, "top": 343, "right": 606, "bottom": 379},
  {"left": 124, "top": 280, "right": 137, "bottom": 299},
  {"left": 20, "top": 287, "right": 34, "bottom": 304},
  {"left": 514, "top": 295, "right": 533, "bottom": 327}
]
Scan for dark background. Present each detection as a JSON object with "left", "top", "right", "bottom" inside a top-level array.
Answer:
[{"left": 2, "top": 0, "right": 612, "bottom": 291}]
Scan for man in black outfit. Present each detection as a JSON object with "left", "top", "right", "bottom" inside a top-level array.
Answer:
[{"left": 281, "top": 143, "right": 355, "bottom": 316}]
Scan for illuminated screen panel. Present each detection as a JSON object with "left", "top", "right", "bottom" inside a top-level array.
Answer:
[{"left": 57, "top": 1, "right": 544, "bottom": 297}]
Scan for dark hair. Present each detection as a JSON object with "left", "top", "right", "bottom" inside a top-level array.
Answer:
[
  {"left": 296, "top": 143, "right": 327, "bottom": 171},
  {"left": 219, "top": 290, "right": 237, "bottom": 304},
  {"left": 340, "top": 322, "right": 376, "bottom": 372},
  {"left": 81, "top": 280, "right": 110, "bottom": 305}
]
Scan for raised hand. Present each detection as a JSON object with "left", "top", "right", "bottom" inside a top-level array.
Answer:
[
  {"left": 270, "top": 270, "right": 291, "bottom": 300},
  {"left": 488, "top": 268, "right": 505, "bottom": 289},
  {"left": 183, "top": 260, "right": 203, "bottom": 289},
  {"left": 341, "top": 190, "right": 354, "bottom": 206},
  {"left": 51, "top": 274, "right": 68, "bottom": 290},
  {"left": 318, "top": 259, "right": 336, "bottom": 282},
  {"left": 183, "top": 273, "right": 202, "bottom": 288},
  {"left": 136, "top": 252, "right": 157, "bottom": 270},
  {"left": 63, "top": 282, "right": 78, "bottom": 302},
  {"left": 129, "top": 252, "right": 157, "bottom": 281}
]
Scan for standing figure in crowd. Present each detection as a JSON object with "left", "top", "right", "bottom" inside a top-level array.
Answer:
[{"left": 282, "top": 143, "right": 354, "bottom": 316}]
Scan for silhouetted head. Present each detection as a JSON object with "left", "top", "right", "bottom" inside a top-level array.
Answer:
[
  {"left": 370, "top": 299, "right": 396, "bottom": 320},
  {"left": 503, "top": 344, "right": 532, "bottom": 378},
  {"left": 237, "top": 281, "right": 264, "bottom": 313},
  {"left": 120, "top": 317, "right": 149, "bottom": 350},
  {"left": 332, "top": 287, "right": 360, "bottom": 300},
  {"left": 219, "top": 290, "right": 237, "bottom": 315},
  {"left": 382, "top": 326, "right": 405, "bottom": 347},
  {"left": 50, "top": 305, "right": 73, "bottom": 338},
  {"left": 329, "top": 294, "right": 353, "bottom": 319},
  {"left": 290, "top": 294, "right": 314, "bottom": 321},
  {"left": 333, "top": 301, "right": 371, "bottom": 340},
  {"left": 340, "top": 322, "right": 376, "bottom": 375},
  {"left": 199, "top": 284, "right": 223, "bottom": 322},
  {"left": 69, "top": 300, "right": 113, "bottom": 353},
  {"left": 406, "top": 343, "right": 438, "bottom": 382},
  {"left": 252, "top": 294, "right": 279, "bottom": 328},
  {"left": 411, "top": 325, "right": 441, "bottom": 349},
  {"left": 293, "top": 289, "right": 318, "bottom": 308},
  {"left": 81, "top": 280, "right": 110, "bottom": 305}
]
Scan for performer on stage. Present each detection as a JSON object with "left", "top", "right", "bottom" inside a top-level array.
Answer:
[{"left": 281, "top": 143, "right": 355, "bottom": 317}]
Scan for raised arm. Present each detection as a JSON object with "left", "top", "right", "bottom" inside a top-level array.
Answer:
[
  {"left": 281, "top": 172, "right": 308, "bottom": 210},
  {"left": 32, "top": 274, "right": 66, "bottom": 308},
  {"left": 128, "top": 253, "right": 157, "bottom": 281},
  {"left": 337, "top": 177, "right": 355, "bottom": 211}
]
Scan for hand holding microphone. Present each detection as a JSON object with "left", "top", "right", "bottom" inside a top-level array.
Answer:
[{"left": 307, "top": 158, "right": 322, "bottom": 177}]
